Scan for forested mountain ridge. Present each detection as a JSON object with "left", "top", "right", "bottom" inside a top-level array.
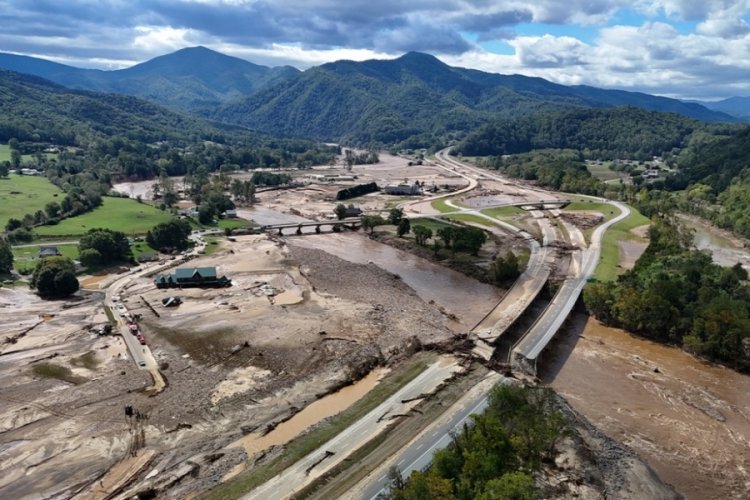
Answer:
[
  {"left": 694, "top": 96, "right": 750, "bottom": 120},
  {"left": 0, "top": 69, "right": 231, "bottom": 145},
  {"left": 453, "top": 106, "right": 740, "bottom": 159},
  {"left": 0, "top": 48, "right": 735, "bottom": 147},
  {"left": 0, "top": 47, "right": 299, "bottom": 112}
]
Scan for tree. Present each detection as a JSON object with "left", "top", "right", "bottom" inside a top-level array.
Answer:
[
  {"left": 455, "top": 227, "right": 487, "bottom": 256},
  {"left": 5, "top": 218, "right": 22, "bottom": 232},
  {"left": 397, "top": 218, "right": 411, "bottom": 237},
  {"left": 30, "top": 256, "right": 79, "bottom": 298},
  {"left": 198, "top": 204, "right": 215, "bottom": 224},
  {"left": 10, "top": 149, "right": 21, "bottom": 168},
  {"left": 45, "top": 201, "right": 61, "bottom": 219},
  {"left": 146, "top": 219, "right": 191, "bottom": 250},
  {"left": 361, "top": 215, "right": 385, "bottom": 233},
  {"left": 0, "top": 162, "right": 8, "bottom": 178},
  {"left": 437, "top": 226, "right": 455, "bottom": 249},
  {"left": 7, "top": 227, "right": 32, "bottom": 243},
  {"left": 413, "top": 225, "right": 432, "bottom": 246},
  {"left": 0, "top": 239, "right": 13, "bottom": 274},
  {"left": 79, "top": 248, "right": 102, "bottom": 268},
  {"left": 334, "top": 203, "right": 348, "bottom": 220},
  {"left": 79, "top": 228, "right": 131, "bottom": 264},
  {"left": 476, "top": 472, "right": 536, "bottom": 500},
  {"left": 491, "top": 251, "right": 520, "bottom": 283},
  {"left": 388, "top": 207, "right": 404, "bottom": 225}
]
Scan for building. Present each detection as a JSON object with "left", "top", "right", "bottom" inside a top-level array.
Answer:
[
  {"left": 222, "top": 209, "right": 238, "bottom": 218},
  {"left": 38, "top": 246, "right": 61, "bottom": 258},
  {"left": 154, "top": 266, "right": 231, "bottom": 289},
  {"left": 384, "top": 182, "right": 421, "bottom": 195}
]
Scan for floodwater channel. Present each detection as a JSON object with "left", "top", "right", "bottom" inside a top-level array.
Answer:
[
  {"left": 290, "top": 232, "right": 504, "bottom": 329},
  {"left": 230, "top": 367, "right": 389, "bottom": 458},
  {"left": 544, "top": 315, "right": 750, "bottom": 499}
]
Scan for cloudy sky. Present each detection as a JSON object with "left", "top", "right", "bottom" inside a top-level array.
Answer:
[{"left": 2, "top": 0, "right": 750, "bottom": 100}]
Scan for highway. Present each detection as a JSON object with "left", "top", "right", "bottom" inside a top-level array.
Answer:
[
  {"left": 243, "top": 151, "right": 632, "bottom": 498},
  {"left": 241, "top": 358, "right": 464, "bottom": 500},
  {"left": 512, "top": 200, "right": 630, "bottom": 370},
  {"left": 350, "top": 371, "right": 505, "bottom": 499}
]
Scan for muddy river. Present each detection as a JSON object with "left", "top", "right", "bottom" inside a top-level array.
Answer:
[
  {"left": 681, "top": 215, "right": 750, "bottom": 269},
  {"left": 290, "top": 233, "right": 503, "bottom": 329},
  {"left": 545, "top": 315, "right": 750, "bottom": 499}
]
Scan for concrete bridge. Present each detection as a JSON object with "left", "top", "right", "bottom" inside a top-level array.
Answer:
[{"left": 261, "top": 218, "right": 362, "bottom": 235}]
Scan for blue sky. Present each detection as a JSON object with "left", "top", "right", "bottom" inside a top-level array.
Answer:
[{"left": 1, "top": 0, "right": 750, "bottom": 100}]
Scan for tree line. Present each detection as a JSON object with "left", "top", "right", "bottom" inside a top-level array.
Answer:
[
  {"left": 584, "top": 216, "right": 750, "bottom": 371},
  {"left": 384, "top": 384, "right": 566, "bottom": 500}
]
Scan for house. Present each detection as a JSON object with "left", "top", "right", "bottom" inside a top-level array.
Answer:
[
  {"left": 20, "top": 168, "right": 41, "bottom": 176},
  {"left": 154, "top": 266, "right": 231, "bottom": 289},
  {"left": 222, "top": 209, "right": 238, "bottom": 218},
  {"left": 38, "top": 246, "right": 61, "bottom": 258},
  {"left": 384, "top": 182, "right": 421, "bottom": 195}
]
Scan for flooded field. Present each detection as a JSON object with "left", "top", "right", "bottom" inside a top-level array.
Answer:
[
  {"left": 290, "top": 232, "right": 504, "bottom": 329},
  {"left": 544, "top": 315, "right": 750, "bottom": 499}
]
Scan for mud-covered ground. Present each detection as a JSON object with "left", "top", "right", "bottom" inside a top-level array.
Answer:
[{"left": 0, "top": 234, "right": 460, "bottom": 498}]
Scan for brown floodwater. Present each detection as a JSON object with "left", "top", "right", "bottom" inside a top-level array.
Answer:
[
  {"left": 681, "top": 216, "right": 750, "bottom": 269},
  {"left": 544, "top": 315, "right": 750, "bottom": 499},
  {"left": 229, "top": 367, "right": 389, "bottom": 457},
  {"left": 290, "top": 233, "right": 504, "bottom": 328}
]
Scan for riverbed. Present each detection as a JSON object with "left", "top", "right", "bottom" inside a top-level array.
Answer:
[
  {"left": 545, "top": 315, "right": 750, "bottom": 499},
  {"left": 680, "top": 215, "right": 750, "bottom": 269},
  {"left": 289, "top": 232, "right": 504, "bottom": 329}
]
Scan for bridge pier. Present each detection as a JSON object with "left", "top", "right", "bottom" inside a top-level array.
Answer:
[
  {"left": 296, "top": 225, "right": 303, "bottom": 235},
  {"left": 332, "top": 225, "right": 341, "bottom": 232},
  {"left": 278, "top": 228, "right": 284, "bottom": 236},
  {"left": 315, "top": 225, "right": 321, "bottom": 234}
]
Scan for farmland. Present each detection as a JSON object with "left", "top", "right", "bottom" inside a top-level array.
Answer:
[
  {"left": 0, "top": 174, "right": 64, "bottom": 228},
  {"left": 33, "top": 197, "right": 174, "bottom": 238}
]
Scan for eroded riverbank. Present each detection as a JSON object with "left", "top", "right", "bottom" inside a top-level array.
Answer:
[{"left": 544, "top": 314, "right": 750, "bottom": 499}]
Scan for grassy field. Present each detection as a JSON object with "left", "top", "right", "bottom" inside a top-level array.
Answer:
[
  {"left": 409, "top": 217, "right": 453, "bottom": 233},
  {"left": 13, "top": 243, "right": 78, "bottom": 264},
  {"left": 585, "top": 161, "right": 628, "bottom": 182},
  {"left": 430, "top": 197, "right": 460, "bottom": 213},
  {"left": 481, "top": 206, "right": 525, "bottom": 219},
  {"left": 0, "top": 144, "right": 57, "bottom": 163},
  {"left": 594, "top": 206, "right": 650, "bottom": 282},
  {"left": 201, "top": 353, "right": 435, "bottom": 500},
  {"left": 446, "top": 213, "right": 496, "bottom": 227},
  {"left": 565, "top": 201, "right": 621, "bottom": 222},
  {"left": 34, "top": 197, "right": 174, "bottom": 238},
  {"left": 0, "top": 174, "right": 64, "bottom": 227}
]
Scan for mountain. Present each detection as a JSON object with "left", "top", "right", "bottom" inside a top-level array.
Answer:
[
  {"left": 0, "top": 47, "right": 299, "bottom": 112},
  {"left": 214, "top": 52, "right": 735, "bottom": 144},
  {"left": 0, "top": 49, "right": 735, "bottom": 145},
  {"left": 695, "top": 96, "right": 750, "bottom": 120},
  {"left": 454, "top": 106, "right": 710, "bottom": 158},
  {"left": 0, "top": 69, "right": 231, "bottom": 145}
]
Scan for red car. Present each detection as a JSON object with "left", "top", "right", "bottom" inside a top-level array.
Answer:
[{"left": 137, "top": 334, "right": 146, "bottom": 345}]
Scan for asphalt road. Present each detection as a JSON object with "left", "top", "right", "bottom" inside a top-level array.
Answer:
[
  {"left": 353, "top": 371, "right": 505, "bottom": 500},
  {"left": 242, "top": 358, "right": 464, "bottom": 500},
  {"left": 513, "top": 200, "right": 631, "bottom": 364}
]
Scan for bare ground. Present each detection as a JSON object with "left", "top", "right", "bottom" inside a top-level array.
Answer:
[{"left": 0, "top": 234, "right": 457, "bottom": 498}]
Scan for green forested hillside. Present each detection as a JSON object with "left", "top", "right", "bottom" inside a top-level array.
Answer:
[
  {"left": 213, "top": 52, "right": 734, "bottom": 145},
  {"left": 0, "top": 69, "right": 227, "bottom": 145},
  {"left": 0, "top": 47, "right": 299, "bottom": 112},
  {"left": 454, "top": 107, "right": 736, "bottom": 159}
]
